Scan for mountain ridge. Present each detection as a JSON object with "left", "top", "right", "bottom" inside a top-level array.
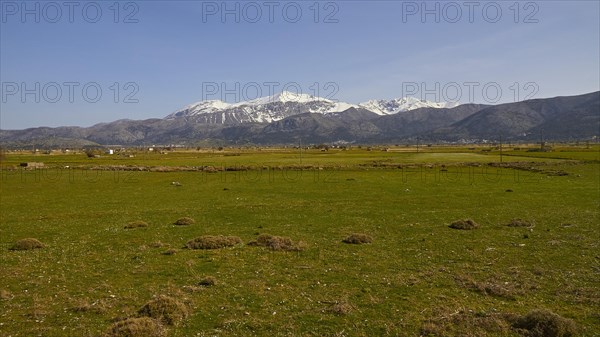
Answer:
[
  {"left": 0, "top": 91, "right": 598, "bottom": 147},
  {"left": 165, "top": 91, "right": 458, "bottom": 124}
]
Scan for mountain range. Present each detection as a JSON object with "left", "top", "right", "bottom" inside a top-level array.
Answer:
[
  {"left": 0, "top": 91, "right": 598, "bottom": 147},
  {"left": 164, "top": 92, "right": 458, "bottom": 124}
]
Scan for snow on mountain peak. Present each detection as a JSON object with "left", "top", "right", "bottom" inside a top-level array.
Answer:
[
  {"left": 166, "top": 92, "right": 459, "bottom": 123},
  {"left": 358, "top": 97, "right": 459, "bottom": 115},
  {"left": 241, "top": 91, "right": 328, "bottom": 106},
  {"left": 166, "top": 100, "right": 231, "bottom": 119}
]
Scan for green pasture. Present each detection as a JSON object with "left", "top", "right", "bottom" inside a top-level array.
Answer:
[{"left": 0, "top": 146, "right": 598, "bottom": 336}]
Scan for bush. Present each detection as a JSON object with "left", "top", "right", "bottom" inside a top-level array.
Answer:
[
  {"left": 137, "top": 296, "right": 189, "bottom": 326},
  {"left": 342, "top": 233, "right": 373, "bottom": 244},
  {"left": 512, "top": 309, "right": 577, "bottom": 337},
  {"left": 104, "top": 317, "right": 166, "bottom": 337},
  {"left": 9, "top": 238, "right": 45, "bottom": 251},
  {"left": 124, "top": 221, "right": 148, "bottom": 229},
  {"left": 173, "top": 217, "right": 195, "bottom": 226},
  {"left": 248, "top": 234, "right": 306, "bottom": 251},
  {"left": 185, "top": 235, "right": 242, "bottom": 249},
  {"left": 448, "top": 219, "right": 480, "bottom": 230}
]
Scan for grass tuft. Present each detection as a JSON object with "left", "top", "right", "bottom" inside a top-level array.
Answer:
[
  {"left": 9, "top": 238, "right": 45, "bottom": 251},
  {"left": 137, "top": 296, "right": 189, "bottom": 326},
  {"left": 448, "top": 219, "right": 480, "bottom": 230},
  {"left": 185, "top": 235, "right": 242, "bottom": 249},
  {"left": 342, "top": 233, "right": 373, "bottom": 244},
  {"left": 104, "top": 317, "right": 166, "bottom": 337},
  {"left": 248, "top": 234, "right": 306, "bottom": 251}
]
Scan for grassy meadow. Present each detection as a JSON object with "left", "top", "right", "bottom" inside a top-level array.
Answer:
[{"left": 0, "top": 145, "right": 599, "bottom": 336}]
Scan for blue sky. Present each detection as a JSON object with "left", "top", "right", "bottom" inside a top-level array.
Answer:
[{"left": 1, "top": 0, "right": 599, "bottom": 129}]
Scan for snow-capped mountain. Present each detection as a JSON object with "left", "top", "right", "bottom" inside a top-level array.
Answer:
[
  {"left": 165, "top": 91, "right": 358, "bottom": 124},
  {"left": 167, "top": 100, "right": 232, "bottom": 119},
  {"left": 165, "top": 91, "right": 457, "bottom": 124},
  {"left": 358, "top": 97, "right": 460, "bottom": 115}
]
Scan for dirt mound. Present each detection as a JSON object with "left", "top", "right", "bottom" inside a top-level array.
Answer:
[
  {"left": 173, "top": 217, "right": 195, "bottom": 226},
  {"left": 448, "top": 219, "right": 480, "bottom": 230},
  {"left": 104, "top": 317, "right": 166, "bottom": 337},
  {"left": 342, "top": 233, "right": 373, "bottom": 244},
  {"left": 137, "top": 296, "right": 189, "bottom": 326},
  {"left": 124, "top": 221, "right": 148, "bottom": 229},
  {"left": 248, "top": 234, "right": 306, "bottom": 251},
  {"left": 326, "top": 300, "right": 355, "bottom": 315},
  {"left": 198, "top": 276, "right": 217, "bottom": 287},
  {"left": 512, "top": 309, "right": 577, "bottom": 337},
  {"left": 9, "top": 238, "right": 45, "bottom": 251},
  {"left": 506, "top": 219, "right": 533, "bottom": 227}
]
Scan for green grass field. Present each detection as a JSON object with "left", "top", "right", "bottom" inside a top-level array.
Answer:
[{"left": 1, "top": 146, "right": 598, "bottom": 336}]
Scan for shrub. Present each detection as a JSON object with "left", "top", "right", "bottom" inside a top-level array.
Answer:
[
  {"left": 506, "top": 219, "right": 533, "bottom": 227},
  {"left": 9, "top": 238, "right": 45, "bottom": 251},
  {"left": 124, "top": 221, "right": 148, "bottom": 229},
  {"left": 173, "top": 217, "right": 195, "bottom": 226},
  {"left": 512, "top": 309, "right": 577, "bottom": 337},
  {"left": 342, "top": 233, "right": 373, "bottom": 244},
  {"left": 105, "top": 317, "right": 166, "bottom": 337},
  {"left": 248, "top": 234, "right": 306, "bottom": 251},
  {"left": 137, "top": 296, "right": 189, "bottom": 326},
  {"left": 185, "top": 235, "right": 242, "bottom": 249},
  {"left": 448, "top": 219, "right": 480, "bottom": 230}
]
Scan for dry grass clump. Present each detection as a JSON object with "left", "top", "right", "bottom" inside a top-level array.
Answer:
[
  {"left": 327, "top": 300, "right": 355, "bottom": 315},
  {"left": 248, "top": 234, "right": 306, "bottom": 251},
  {"left": 185, "top": 235, "right": 242, "bottom": 250},
  {"left": 455, "top": 275, "right": 517, "bottom": 300},
  {"left": 448, "top": 219, "right": 480, "bottom": 230},
  {"left": 104, "top": 317, "right": 166, "bottom": 337},
  {"left": 162, "top": 249, "right": 177, "bottom": 256},
  {"left": 511, "top": 309, "right": 577, "bottom": 337},
  {"left": 506, "top": 219, "right": 533, "bottom": 227},
  {"left": 342, "top": 233, "right": 373, "bottom": 244},
  {"left": 149, "top": 241, "right": 166, "bottom": 248},
  {"left": 9, "top": 238, "right": 45, "bottom": 251},
  {"left": 69, "top": 299, "right": 109, "bottom": 314},
  {"left": 173, "top": 217, "right": 195, "bottom": 226},
  {"left": 137, "top": 296, "right": 189, "bottom": 326},
  {"left": 420, "top": 310, "right": 513, "bottom": 337},
  {"left": 198, "top": 276, "right": 217, "bottom": 287},
  {"left": 124, "top": 221, "right": 148, "bottom": 229},
  {"left": 0, "top": 290, "right": 13, "bottom": 300}
]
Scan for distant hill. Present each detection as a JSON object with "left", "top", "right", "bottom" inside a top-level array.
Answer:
[{"left": 430, "top": 91, "right": 599, "bottom": 141}]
